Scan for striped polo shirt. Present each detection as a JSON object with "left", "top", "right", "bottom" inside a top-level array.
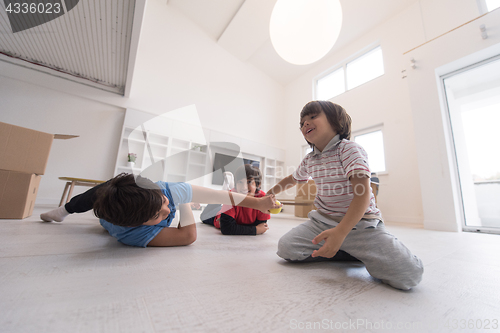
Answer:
[{"left": 293, "top": 135, "right": 381, "bottom": 219}]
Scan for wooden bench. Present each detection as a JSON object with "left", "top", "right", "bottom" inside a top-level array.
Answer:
[{"left": 58, "top": 177, "right": 105, "bottom": 207}]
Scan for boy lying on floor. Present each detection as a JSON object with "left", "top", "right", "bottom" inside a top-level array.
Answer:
[
  {"left": 41, "top": 173, "right": 279, "bottom": 247},
  {"left": 200, "top": 165, "right": 270, "bottom": 235}
]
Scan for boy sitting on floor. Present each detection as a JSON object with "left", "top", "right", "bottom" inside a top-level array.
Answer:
[{"left": 201, "top": 165, "right": 270, "bottom": 235}]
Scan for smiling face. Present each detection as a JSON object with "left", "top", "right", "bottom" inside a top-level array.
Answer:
[
  {"left": 235, "top": 178, "right": 258, "bottom": 196},
  {"left": 300, "top": 110, "right": 337, "bottom": 152},
  {"left": 142, "top": 195, "right": 170, "bottom": 226}
]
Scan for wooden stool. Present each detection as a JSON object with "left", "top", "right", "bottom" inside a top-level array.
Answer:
[{"left": 58, "top": 177, "right": 105, "bottom": 207}]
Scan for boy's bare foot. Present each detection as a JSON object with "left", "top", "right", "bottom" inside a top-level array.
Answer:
[{"left": 40, "top": 206, "right": 70, "bottom": 222}]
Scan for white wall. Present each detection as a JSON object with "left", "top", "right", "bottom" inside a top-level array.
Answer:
[
  {"left": 405, "top": 8, "right": 500, "bottom": 231},
  {"left": 0, "top": 77, "right": 124, "bottom": 204},
  {"left": 1, "top": 0, "right": 495, "bottom": 230},
  {"left": 129, "top": 2, "right": 286, "bottom": 145},
  {"left": 0, "top": 1, "right": 285, "bottom": 205},
  {"left": 281, "top": 0, "right": 485, "bottom": 226}
]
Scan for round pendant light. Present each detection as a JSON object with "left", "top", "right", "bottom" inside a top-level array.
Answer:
[{"left": 270, "top": 0, "right": 343, "bottom": 65}]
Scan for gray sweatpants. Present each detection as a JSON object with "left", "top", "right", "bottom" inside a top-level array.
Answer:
[{"left": 277, "top": 210, "right": 423, "bottom": 290}]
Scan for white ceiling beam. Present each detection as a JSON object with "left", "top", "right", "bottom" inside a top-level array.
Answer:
[
  {"left": 217, "top": 0, "right": 277, "bottom": 62},
  {"left": 124, "top": 0, "right": 147, "bottom": 97}
]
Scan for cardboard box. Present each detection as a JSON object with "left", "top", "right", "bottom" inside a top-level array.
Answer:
[
  {"left": 0, "top": 122, "right": 78, "bottom": 175},
  {"left": 0, "top": 170, "right": 42, "bottom": 219},
  {"left": 296, "top": 179, "right": 317, "bottom": 199},
  {"left": 294, "top": 197, "right": 316, "bottom": 218},
  {"left": 0, "top": 122, "right": 54, "bottom": 175},
  {"left": 0, "top": 122, "right": 78, "bottom": 219}
]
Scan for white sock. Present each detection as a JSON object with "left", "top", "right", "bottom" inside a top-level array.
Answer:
[
  {"left": 222, "top": 172, "right": 234, "bottom": 191},
  {"left": 40, "top": 206, "right": 70, "bottom": 222}
]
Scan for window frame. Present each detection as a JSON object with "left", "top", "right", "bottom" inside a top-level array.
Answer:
[
  {"left": 352, "top": 124, "right": 388, "bottom": 175},
  {"left": 315, "top": 67, "right": 345, "bottom": 101},
  {"left": 485, "top": 0, "right": 500, "bottom": 11},
  {"left": 477, "top": 0, "right": 500, "bottom": 13},
  {"left": 313, "top": 44, "right": 384, "bottom": 101},
  {"left": 345, "top": 45, "right": 385, "bottom": 90}
]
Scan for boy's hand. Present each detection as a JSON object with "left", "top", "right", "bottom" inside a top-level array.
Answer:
[
  {"left": 256, "top": 222, "right": 269, "bottom": 234},
  {"left": 311, "top": 227, "right": 347, "bottom": 258},
  {"left": 259, "top": 194, "right": 280, "bottom": 214}
]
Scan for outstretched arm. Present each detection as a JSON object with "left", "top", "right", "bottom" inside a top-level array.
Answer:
[
  {"left": 266, "top": 174, "right": 297, "bottom": 196},
  {"left": 191, "top": 185, "right": 278, "bottom": 213}
]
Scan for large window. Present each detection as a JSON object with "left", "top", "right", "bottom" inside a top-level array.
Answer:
[
  {"left": 315, "top": 45, "right": 384, "bottom": 100},
  {"left": 316, "top": 68, "right": 345, "bottom": 101},
  {"left": 485, "top": 0, "right": 500, "bottom": 11},
  {"left": 478, "top": 0, "right": 500, "bottom": 13},
  {"left": 346, "top": 46, "right": 384, "bottom": 90},
  {"left": 353, "top": 128, "right": 386, "bottom": 173}
]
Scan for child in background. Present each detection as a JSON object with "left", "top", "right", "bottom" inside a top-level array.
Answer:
[
  {"left": 267, "top": 101, "right": 423, "bottom": 290},
  {"left": 41, "top": 173, "right": 278, "bottom": 247},
  {"left": 201, "top": 165, "right": 270, "bottom": 235}
]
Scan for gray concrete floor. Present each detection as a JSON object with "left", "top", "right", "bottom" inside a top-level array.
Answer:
[{"left": 1, "top": 206, "right": 499, "bottom": 332}]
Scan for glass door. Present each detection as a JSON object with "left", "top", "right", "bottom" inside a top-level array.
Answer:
[{"left": 442, "top": 55, "right": 500, "bottom": 234}]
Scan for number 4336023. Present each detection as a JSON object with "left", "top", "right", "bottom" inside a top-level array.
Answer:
[
  {"left": 445, "top": 319, "right": 498, "bottom": 330},
  {"left": 5, "top": 2, "right": 62, "bottom": 14}
]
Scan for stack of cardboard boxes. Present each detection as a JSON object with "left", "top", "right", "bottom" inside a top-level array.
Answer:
[
  {"left": 294, "top": 179, "right": 317, "bottom": 218},
  {"left": 0, "top": 122, "right": 75, "bottom": 219}
]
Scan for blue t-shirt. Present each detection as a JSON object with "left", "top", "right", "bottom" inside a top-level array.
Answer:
[{"left": 99, "top": 181, "right": 193, "bottom": 247}]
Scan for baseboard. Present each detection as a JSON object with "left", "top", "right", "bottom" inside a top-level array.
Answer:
[
  {"left": 382, "top": 215, "right": 424, "bottom": 226},
  {"left": 423, "top": 219, "right": 461, "bottom": 232},
  {"left": 35, "top": 198, "right": 60, "bottom": 206}
]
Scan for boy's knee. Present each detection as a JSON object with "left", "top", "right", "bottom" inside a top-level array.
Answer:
[
  {"left": 384, "top": 256, "right": 424, "bottom": 290},
  {"left": 405, "top": 257, "right": 424, "bottom": 289},
  {"left": 277, "top": 234, "right": 291, "bottom": 259},
  {"left": 277, "top": 233, "right": 302, "bottom": 261},
  {"left": 277, "top": 222, "right": 323, "bottom": 261}
]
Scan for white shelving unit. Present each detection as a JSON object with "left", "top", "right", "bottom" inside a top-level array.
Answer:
[
  {"left": 263, "top": 158, "right": 285, "bottom": 192},
  {"left": 186, "top": 142, "right": 208, "bottom": 185},
  {"left": 115, "top": 126, "right": 148, "bottom": 175},
  {"left": 114, "top": 109, "right": 285, "bottom": 189},
  {"left": 115, "top": 126, "right": 208, "bottom": 186}
]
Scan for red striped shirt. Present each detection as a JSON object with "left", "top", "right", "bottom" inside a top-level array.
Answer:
[{"left": 293, "top": 136, "right": 381, "bottom": 219}]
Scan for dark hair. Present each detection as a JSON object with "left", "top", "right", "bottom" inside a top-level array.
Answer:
[
  {"left": 300, "top": 101, "right": 352, "bottom": 147},
  {"left": 93, "top": 173, "right": 164, "bottom": 227},
  {"left": 235, "top": 164, "right": 262, "bottom": 192}
]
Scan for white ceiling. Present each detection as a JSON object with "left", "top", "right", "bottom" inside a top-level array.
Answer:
[
  {"left": 0, "top": 0, "right": 137, "bottom": 94},
  {"left": 168, "top": 0, "right": 421, "bottom": 85},
  {"left": 0, "top": 0, "right": 422, "bottom": 93}
]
